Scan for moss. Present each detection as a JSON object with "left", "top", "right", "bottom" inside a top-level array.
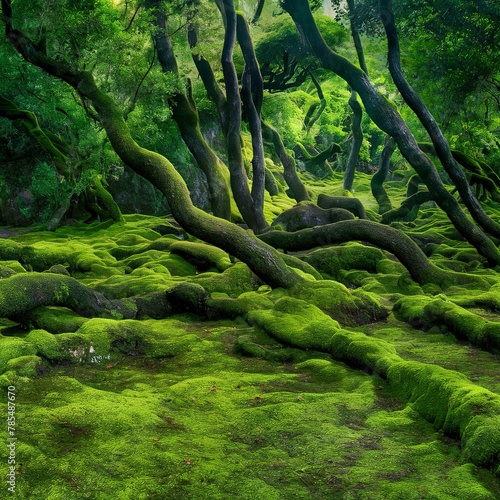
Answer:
[
  {"left": 0, "top": 260, "right": 28, "bottom": 274},
  {"left": 0, "top": 336, "right": 37, "bottom": 374},
  {"left": 6, "top": 355, "right": 44, "bottom": 377},
  {"left": 25, "top": 329, "right": 65, "bottom": 361},
  {"left": 27, "top": 307, "right": 88, "bottom": 333},
  {"left": 193, "top": 263, "right": 262, "bottom": 297},
  {"left": 302, "top": 243, "right": 385, "bottom": 280},
  {"left": 394, "top": 295, "right": 500, "bottom": 352},
  {"left": 387, "top": 360, "right": 500, "bottom": 469},
  {"left": 169, "top": 241, "right": 232, "bottom": 272},
  {"left": 248, "top": 296, "right": 339, "bottom": 350},
  {"left": 290, "top": 280, "right": 388, "bottom": 326}
]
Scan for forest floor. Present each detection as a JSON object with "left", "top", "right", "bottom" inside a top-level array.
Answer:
[{"left": 1, "top": 172, "right": 500, "bottom": 499}]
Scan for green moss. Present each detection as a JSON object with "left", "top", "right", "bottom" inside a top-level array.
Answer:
[
  {"left": 25, "top": 329, "right": 65, "bottom": 361},
  {"left": 6, "top": 355, "right": 44, "bottom": 377},
  {"left": 290, "top": 280, "right": 388, "bottom": 326},
  {"left": 193, "top": 263, "right": 261, "bottom": 297},
  {"left": 394, "top": 295, "right": 500, "bottom": 351},
  {"left": 27, "top": 307, "right": 88, "bottom": 333},
  {"left": 248, "top": 297, "right": 339, "bottom": 350},
  {"left": 302, "top": 242, "right": 385, "bottom": 279},
  {"left": 169, "top": 241, "right": 232, "bottom": 272},
  {"left": 0, "top": 336, "right": 37, "bottom": 374}
]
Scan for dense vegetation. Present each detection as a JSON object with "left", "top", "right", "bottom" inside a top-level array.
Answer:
[{"left": 1, "top": 0, "right": 499, "bottom": 497}]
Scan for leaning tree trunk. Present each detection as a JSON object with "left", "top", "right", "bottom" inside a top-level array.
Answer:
[
  {"left": 2, "top": 2, "right": 302, "bottom": 290},
  {"left": 371, "top": 135, "right": 396, "bottom": 214},
  {"left": 150, "top": 2, "right": 233, "bottom": 221},
  {"left": 343, "top": 90, "right": 363, "bottom": 192},
  {"left": 219, "top": 0, "right": 268, "bottom": 233},
  {"left": 343, "top": 0, "right": 368, "bottom": 192},
  {"left": 261, "top": 122, "right": 309, "bottom": 202},
  {"left": 237, "top": 13, "right": 266, "bottom": 222},
  {"left": 379, "top": 0, "right": 500, "bottom": 239},
  {"left": 281, "top": 0, "right": 500, "bottom": 266}
]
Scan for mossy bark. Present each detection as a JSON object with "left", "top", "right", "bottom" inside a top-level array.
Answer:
[
  {"left": 270, "top": 202, "right": 354, "bottom": 232},
  {"left": 0, "top": 273, "right": 137, "bottom": 321},
  {"left": 261, "top": 122, "right": 310, "bottom": 202},
  {"left": 89, "top": 173, "right": 124, "bottom": 223},
  {"left": 317, "top": 194, "right": 366, "bottom": 219},
  {"left": 259, "top": 219, "right": 491, "bottom": 289},
  {"left": 281, "top": 0, "right": 500, "bottom": 266},
  {"left": 237, "top": 13, "right": 266, "bottom": 220},
  {"left": 418, "top": 142, "right": 500, "bottom": 202},
  {"left": 381, "top": 190, "right": 432, "bottom": 224},
  {"left": 219, "top": 0, "right": 268, "bottom": 233},
  {"left": 3, "top": 9, "right": 302, "bottom": 289},
  {"left": 343, "top": 91, "right": 363, "bottom": 191}
]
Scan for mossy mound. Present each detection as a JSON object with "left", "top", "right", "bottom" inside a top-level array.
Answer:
[
  {"left": 301, "top": 242, "right": 385, "bottom": 279},
  {"left": 290, "top": 280, "right": 388, "bottom": 326},
  {"left": 248, "top": 296, "right": 340, "bottom": 351}
]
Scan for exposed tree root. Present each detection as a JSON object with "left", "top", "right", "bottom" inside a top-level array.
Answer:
[
  {"left": 0, "top": 273, "right": 138, "bottom": 321},
  {"left": 381, "top": 190, "right": 433, "bottom": 224},
  {"left": 393, "top": 295, "right": 500, "bottom": 353},
  {"left": 259, "top": 219, "right": 493, "bottom": 289},
  {"left": 317, "top": 194, "right": 366, "bottom": 219}
]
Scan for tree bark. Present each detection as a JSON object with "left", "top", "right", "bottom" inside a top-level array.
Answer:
[
  {"left": 371, "top": 135, "right": 396, "bottom": 214},
  {"left": 343, "top": 90, "right": 363, "bottom": 191},
  {"left": 237, "top": 13, "right": 266, "bottom": 218},
  {"left": 261, "top": 122, "right": 310, "bottom": 202},
  {"left": 281, "top": 0, "right": 500, "bottom": 266},
  {"left": 0, "top": 273, "right": 137, "bottom": 321},
  {"left": 343, "top": 0, "right": 368, "bottom": 192},
  {"left": 259, "top": 219, "right": 491, "bottom": 289}
]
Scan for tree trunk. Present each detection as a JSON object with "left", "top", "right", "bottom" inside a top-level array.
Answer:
[
  {"left": 281, "top": 0, "right": 500, "bottom": 266},
  {"left": 343, "top": 90, "right": 363, "bottom": 191},
  {"left": 343, "top": 0, "right": 368, "bottom": 192},
  {"left": 151, "top": 3, "right": 232, "bottom": 221},
  {"left": 237, "top": 13, "right": 266, "bottom": 219},
  {"left": 261, "top": 122, "right": 310, "bottom": 202},
  {"left": 220, "top": 0, "right": 268, "bottom": 232},
  {"left": 2, "top": 6, "right": 302, "bottom": 290},
  {"left": 259, "top": 220, "right": 491, "bottom": 289},
  {"left": 379, "top": 0, "right": 500, "bottom": 239},
  {"left": 371, "top": 135, "right": 395, "bottom": 214}
]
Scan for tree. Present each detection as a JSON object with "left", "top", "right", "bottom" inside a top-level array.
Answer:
[{"left": 281, "top": 0, "right": 500, "bottom": 266}]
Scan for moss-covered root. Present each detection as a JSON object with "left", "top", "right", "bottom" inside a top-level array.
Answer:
[
  {"left": 249, "top": 299, "right": 500, "bottom": 472},
  {"left": 259, "top": 219, "right": 492, "bottom": 289},
  {"left": 0, "top": 273, "right": 137, "bottom": 321},
  {"left": 381, "top": 190, "right": 433, "bottom": 224},
  {"left": 317, "top": 193, "right": 366, "bottom": 219},
  {"left": 388, "top": 361, "right": 500, "bottom": 474},
  {"left": 168, "top": 240, "right": 232, "bottom": 272},
  {"left": 393, "top": 295, "right": 500, "bottom": 352},
  {"left": 270, "top": 201, "right": 354, "bottom": 232}
]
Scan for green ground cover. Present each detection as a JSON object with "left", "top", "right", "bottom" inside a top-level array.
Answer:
[{"left": 0, "top": 172, "right": 500, "bottom": 499}]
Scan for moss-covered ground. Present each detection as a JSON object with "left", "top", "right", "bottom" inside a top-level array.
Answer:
[{"left": 1, "top": 171, "right": 500, "bottom": 498}]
